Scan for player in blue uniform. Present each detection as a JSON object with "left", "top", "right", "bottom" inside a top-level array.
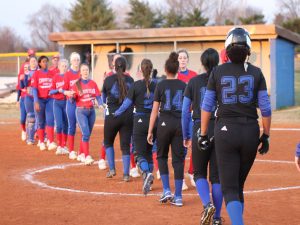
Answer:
[
  {"left": 114, "top": 58, "right": 157, "bottom": 194},
  {"left": 182, "top": 48, "right": 223, "bottom": 225},
  {"left": 102, "top": 56, "right": 134, "bottom": 181},
  {"left": 199, "top": 27, "right": 272, "bottom": 225},
  {"left": 147, "top": 52, "right": 186, "bottom": 206}
]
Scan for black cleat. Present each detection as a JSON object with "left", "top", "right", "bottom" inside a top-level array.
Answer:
[
  {"left": 212, "top": 217, "right": 224, "bottom": 225},
  {"left": 106, "top": 169, "right": 116, "bottom": 178},
  {"left": 200, "top": 202, "right": 216, "bottom": 225},
  {"left": 142, "top": 173, "right": 154, "bottom": 195},
  {"left": 123, "top": 174, "right": 130, "bottom": 182},
  {"left": 159, "top": 190, "right": 172, "bottom": 203}
]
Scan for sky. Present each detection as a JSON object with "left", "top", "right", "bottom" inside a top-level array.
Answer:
[{"left": 0, "top": 0, "right": 278, "bottom": 42}]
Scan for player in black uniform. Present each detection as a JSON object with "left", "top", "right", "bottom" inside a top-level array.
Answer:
[
  {"left": 102, "top": 56, "right": 134, "bottom": 181},
  {"left": 147, "top": 52, "right": 186, "bottom": 207},
  {"left": 114, "top": 58, "right": 157, "bottom": 195},
  {"left": 199, "top": 27, "right": 272, "bottom": 225},
  {"left": 182, "top": 48, "right": 223, "bottom": 225}
]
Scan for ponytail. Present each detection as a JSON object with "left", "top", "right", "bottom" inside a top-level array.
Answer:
[
  {"left": 115, "top": 57, "right": 127, "bottom": 103},
  {"left": 200, "top": 48, "right": 219, "bottom": 78},
  {"left": 141, "top": 58, "right": 153, "bottom": 98},
  {"left": 165, "top": 52, "right": 179, "bottom": 76},
  {"left": 75, "top": 78, "right": 82, "bottom": 95}
]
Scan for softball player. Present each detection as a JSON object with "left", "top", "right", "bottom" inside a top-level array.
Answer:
[
  {"left": 17, "top": 63, "right": 29, "bottom": 141},
  {"left": 182, "top": 48, "right": 223, "bottom": 225},
  {"left": 32, "top": 56, "right": 56, "bottom": 151},
  {"left": 114, "top": 58, "right": 157, "bottom": 194},
  {"left": 177, "top": 48, "right": 197, "bottom": 190},
  {"left": 102, "top": 56, "right": 134, "bottom": 181},
  {"left": 147, "top": 52, "right": 186, "bottom": 207},
  {"left": 71, "top": 63, "right": 103, "bottom": 165},
  {"left": 295, "top": 144, "right": 300, "bottom": 172},
  {"left": 63, "top": 52, "right": 81, "bottom": 160},
  {"left": 20, "top": 57, "right": 38, "bottom": 145},
  {"left": 49, "top": 59, "right": 69, "bottom": 155},
  {"left": 49, "top": 54, "right": 60, "bottom": 75},
  {"left": 199, "top": 27, "right": 271, "bottom": 225}
]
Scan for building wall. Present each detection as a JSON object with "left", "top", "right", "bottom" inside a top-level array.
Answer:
[{"left": 270, "top": 38, "right": 295, "bottom": 109}]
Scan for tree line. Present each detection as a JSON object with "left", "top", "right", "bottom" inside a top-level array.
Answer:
[{"left": 0, "top": 0, "right": 299, "bottom": 52}]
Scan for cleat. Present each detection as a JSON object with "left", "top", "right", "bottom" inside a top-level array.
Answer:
[
  {"left": 212, "top": 217, "right": 224, "bottom": 225},
  {"left": 84, "top": 155, "right": 94, "bottom": 165},
  {"left": 37, "top": 140, "right": 40, "bottom": 147},
  {"left": 62, "top": 147, "right": 70, "bottom": 155},
  {"left": 39, "top": 142, "right": 46, "bottom": 151},
  {"left": 55, "top": 146, "right": 64, "bottom": 155},
  {"left": 27, "top": 141, "right": 34, "bottom": 145},
  {"left": 69, "top": 151, "right": 77, "bottom": 160},
  {"left": 182, "top": 179, "right": 188, "bottom": 191},
  {"left": 21, "top": 131, "right": 26, "bottom": 141},
  {"left": 130, "top": 167, "right": 140, "bottom": 178},
  {"left": 48, "top": 142, "right": 57, "bottom": 151},
  {"left": 159, "top": 190, "right": 172, "bottom": 203},
  {"left": 77, "top": 153, "right": 85, "bottom": 163},
  {"left": 188, "top": 173, "right": 196, "bottom": 187},
  {"left": 123, "top": 174, "right": 130, "bottom": 182},
  {"left": 106, "top": 169, "right": 116, "bottom": 178},
  {"left": 200, "top": 202, "right": 216, "bottom": 225},
  {"left": 170, "top": 196, "right": 183, "bottom": 207},
  {"left": 142, "top": 173, "right": 154, "bottom": 195},
  {"left": 98, "top": 159, "right": 107, "bottom": 170}
]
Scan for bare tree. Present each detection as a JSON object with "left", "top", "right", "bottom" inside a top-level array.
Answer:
[
  {"left": 277, "top": 0, "right": 300, "bottom": 19},
  {"left": 0, "top": 26, "right": 25, "bottom": 53},
  {"left": 27, "top": 3, "right": 67, "bottom": 51}
]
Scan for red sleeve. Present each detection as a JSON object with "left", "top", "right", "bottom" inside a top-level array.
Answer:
[
  {"left": 64, "top": 73, "right": 69, "bottom": 90},
  {"left": 31, "top": 71, "right": 38, "bottom": 88}
]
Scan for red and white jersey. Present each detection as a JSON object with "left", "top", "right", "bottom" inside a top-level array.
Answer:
[
  {"left": 72, "top": 79, "right": 100, "bottom": 108},
  {"left": 49, "top": 66, "right": 60, "bottom": 75},
  {"left": 63, "top": 69, "right": 80, "bottom": 91},
  {"left": 177, "top": 69, "right": 197, "bottom": 84},
  {"left": 17, "top": 73, "right": 27, "bottom": 98},
  {"left": 51, "top": 74, "right": 65, "bottom": 100},
  {"left": 31, "top": 69, "right": 54, "bottom": 98}
]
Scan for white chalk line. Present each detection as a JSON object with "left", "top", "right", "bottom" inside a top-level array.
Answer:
[{"left": 22, "top": 159, "right": 300, "bottom": 197}]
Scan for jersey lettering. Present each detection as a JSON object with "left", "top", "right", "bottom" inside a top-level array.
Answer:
[
  {"left": 164, "top": 89, "right": 183, "bottom": 111},
  {"left": 143, "top": 92, "right": 154, "bottom": 109}
]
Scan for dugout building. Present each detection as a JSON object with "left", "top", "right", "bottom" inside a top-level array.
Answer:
[{"left": 49, "top": 24, "right": 300, "bottom": 110}]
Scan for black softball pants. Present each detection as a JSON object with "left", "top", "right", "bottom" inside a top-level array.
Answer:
[
  {"left": 192, "top": 120, "right": 220, "bottom": 184},
  {"left": 104, "top": 110, "right": 133, "bottom": 155},
  {"left": 156, "top": 114, "right": 185, "bottom": 180},
  {"left": 214, "top": 117, "right": 260, "bottom": 205}
]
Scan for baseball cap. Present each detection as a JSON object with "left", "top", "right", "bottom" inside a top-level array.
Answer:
[{"left": 52, "top": 54, "right": 60, "bottom": 59}]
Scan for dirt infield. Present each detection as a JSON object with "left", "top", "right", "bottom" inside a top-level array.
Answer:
[{"left": 1, "top": 116, "right": 300, "bottom": 225}]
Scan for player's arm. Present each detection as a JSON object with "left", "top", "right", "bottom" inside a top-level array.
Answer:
[
  {"left": 200, "top": 89, "right": 216, "bottom": 135},
  {"left": 147, "top": 101, "right": 159, "bottom": 145},
  {"left": 182, "top": 96, "right": 192, "bottom": 148},
  {"left": 114, "top": 85, "right": 134, "bottom": 116}
]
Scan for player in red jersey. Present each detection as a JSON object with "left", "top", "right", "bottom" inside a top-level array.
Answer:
[
  {"left": 49, "top": 59, "right": 69, "bottom": 155},
  {"left": 32, "top": 56, "right": 56, "bottom": 151},
  {"left": 71, "top": 63, "right": 103, "bottom": 165},
  {"left": 177, "top": 49, "right": 197, "bottom": 190},
  {"left": 63, "top": 52, "right": 81, "bottom": 160},
  {"left": 49, "top": 54, "right": 60, "bottom": 75}
]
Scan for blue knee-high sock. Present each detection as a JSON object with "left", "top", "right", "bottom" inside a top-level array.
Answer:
[
  {"left": 161, "top": 174, "right": 170, "bottom": 192},
  {"left": 241, "top": 202, "right": 244, "bottom": 214},
  {"left": 226, "top": 201, "right": 244, "bottom": 225},
  {"left": 122, "top": 155, "right": 130, "bottom": 175},
  {"left": 195, "top": 178, "right": 210, "bottom": 206},
  {"left": 175, "top": 179, "right": 183, "bottom": 197},
  {"left": 106, "top": 146, "right": 115, "bottom": 170},
  {"left": 139, "top": 160, "right": 149, "bottom": 173},
  {"left": 149, "top": 163, "right": 154, "bottom": 173},
  {"left": 212, "top": 183, "right": 223, "bottom": 218}
]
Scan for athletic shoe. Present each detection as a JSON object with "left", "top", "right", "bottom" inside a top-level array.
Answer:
[
  {"left": 130, "top": 167, "right": 140, "bottom": 178},
  {"left": 170, "top": 196, "right": 183, "bottom": 207},
  {"left": 98, "top": 159, "right": 107, "bottom": 170},
  {"left": 27, "top": 140, "right": 34, "bottom": 145},
  {"left": 62, "top": 147, "right": 70, "bottom": 155},
  {"left": 37, "top": 140, "right": 40, "bottom": 147},
  {"left": 212, "top": 217, "right": 224, "bottom": 225},
  {"left": 142, "top": 172, "right": 154, "bottom": 195},
  {"left": 156, "top": 170, "right": 161, "bottom": 180},
  {"left": 182, "top": 179, "right": 188, "bottom": 191},
  {"left": 69, "top": 151, "right": 77, "bottom": 160},
  {"left": 123, "top": 174, "right": 130, "bottom": 182},
  {"left": 46, "top": 139, "right": 50, "bottom": 147},
  {"left": 21, "top": 131, "right": 26, "bottom": 141},
  {"left": 84, "top": 155, "right": 94, "bottom": 165},
  {"left": 48, "top": 142, "right": 57, "bottom": 151},
  {"left": 106, "top": 169, "right": 116, "bottom": 178},
  {"left": 55, "top": 146, "right": 64, "bottom": 155},
  {"left": 159, "top": 190, "right": 172, "bottom": 203},
  {"left": 39, "top": 142, "right": 46, "bottom": 151},
  {"left": 77, "top": 153, "right": 85, "bottom": 163},
  {"left": 188, "top": 173, "right": 196, "bottom": 187},
  {"left": 200, "top": 202, "right": 216, "bottom": 225}
]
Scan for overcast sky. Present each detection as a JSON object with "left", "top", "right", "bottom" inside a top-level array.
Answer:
[{"left": 0, "top": 0, "right": 278, "bottom": 42}]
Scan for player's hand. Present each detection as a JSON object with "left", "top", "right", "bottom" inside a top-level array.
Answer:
[
  {"left": 295, "top": 156, "right": 300, "bottom": 172},
  {"left": 16, "top": 101, "right": 20, "bottom": 108},
  {"left": 196, "top": 128, "right": 209, "bottom": 151},
  {"left": 208, "top": 136, "right": 215, "bottom": 150},
  {"left": 34, "top": 102, "right": 40, "bottom": 112},
  {"left": 19, "top": 74, "right": 25, "bottom": 80},
  {"left": 258, "top": 133, "right": 269, "bottom": 155},
  {"left": 147, "top": 133, "right": 153, "bottom": 145},
  {"left": 183, "top": 139, "right": 191, "bottom": 148}
]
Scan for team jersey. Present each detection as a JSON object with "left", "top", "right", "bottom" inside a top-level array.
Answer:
[
  {"left": 184, "top": 73, "right": 215, "bottom": 120},
  {"left": 72, "top": 79, "right": 100, "bottom": 108},
  {"left": 105, "top": 71, "right": 130, "bottom": 77},
  {"left": 177, "top": 69, "right": 197, "bottom": 84},
  {"left": 31, "top": 69, "right": 53, "bottom": 98},
  {"left": 49, "top": 66, "right": 59, "bottom": 75},
  {"left": 206, "top": 62, "right": 268, "bottom": 119},
  {"left": 102, "top": 74, "right": 134, "bottom": 112},
  {"left": 51, "top": 74, "right": 65, "bottom": 100},
  {"left": 154, "top": 79, "right": 186, "bottom": 118},
  {"left": 63, "top": 68, "right": 80, "bottom": 91},
  {"left": 17, "top": 73, "right": 28, "bottom": 98},
  {"left": 127, "top": 79, "right": 157, "bottom": 113}
]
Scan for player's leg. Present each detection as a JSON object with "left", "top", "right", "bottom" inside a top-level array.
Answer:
[
  {"left": 66, "top": 100, "right": 77, "bottom": 158},
  {"left": 62, "top": 100, "right": 68, "bottom": 151},
  {"left": 36, "top": 99, "right": 46, "bottom": 150},
  {"left": 20, "top": 97, "right": 27, "bottom": 141},
  {"left": 53, "top": 99, "right": 63, "bottom": 154},
  {"left": 45, "top": 98, "right": 56, "bottom": 150},
  {"left": 24, "top": 96, "right": 35, "bottom": 145}
]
